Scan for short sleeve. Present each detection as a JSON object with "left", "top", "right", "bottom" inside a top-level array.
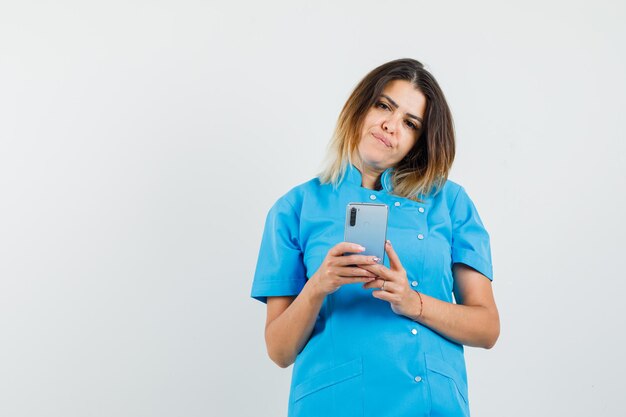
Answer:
[
  {"left": 250, "top": 197, "right": 307, "bottom": 304},
  {"left": 450, "top": 187, "right": 493, "bottom": 280}
]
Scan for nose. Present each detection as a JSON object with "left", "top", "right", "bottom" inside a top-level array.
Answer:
[{"left": 382, "top": 114, "right": 400, "bottom": 133}]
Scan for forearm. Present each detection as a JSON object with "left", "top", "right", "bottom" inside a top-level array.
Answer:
[
  {"left": 265, "top": 276, "right": 326, "bottom": 368},
  {"left": 408, "top": 291, "right": 500, "bottom": 349}
]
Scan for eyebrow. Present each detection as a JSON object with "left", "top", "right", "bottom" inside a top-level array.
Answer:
[{"left": 380, "top": 94, "right": 424, "bottom": 124}]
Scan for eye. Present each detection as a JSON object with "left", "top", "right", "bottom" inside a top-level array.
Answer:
[
  {"left": 375, "top": 101, "right": 391, "bottom": 111},
  {"left": 405, "top": 120, "right": 419, "bottom": 130}
]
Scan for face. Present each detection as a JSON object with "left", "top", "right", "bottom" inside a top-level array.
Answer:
[{"left": 356, "top": 79, "right": 427, "bottom": 171}]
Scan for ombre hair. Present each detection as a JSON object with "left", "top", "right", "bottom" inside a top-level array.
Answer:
[{"left": 318, "top": 58, "right": 455, "bottom": 201}]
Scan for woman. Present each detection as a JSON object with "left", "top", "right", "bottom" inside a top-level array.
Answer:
[{"left": 251, "top": 58, "right": 500, "bottom": 417}]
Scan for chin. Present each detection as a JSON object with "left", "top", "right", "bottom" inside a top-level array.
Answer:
[
  {"left": 357, "top": 142, "right": 391, "bottom": 169},
  {"left": 359, "top": 155, "right": 388, "bottom": 170}
]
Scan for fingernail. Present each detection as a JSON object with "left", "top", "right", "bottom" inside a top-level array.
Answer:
[
  {"left": 372, "top": 256, "right": 380, "bottom": 263},
  {"left": 386, "top": 240, "right": 392, "bottom": 246},
  {"left": 357, "top": 245, "right": 366, "bottom": 251}
]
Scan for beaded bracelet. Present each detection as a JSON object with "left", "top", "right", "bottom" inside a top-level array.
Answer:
[{"left": 415, "top": 291, "right": 424, "bottom": 319}]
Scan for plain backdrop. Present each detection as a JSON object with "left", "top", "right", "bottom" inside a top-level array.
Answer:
[{"left": 1, "top": 1, "right": 625, "bottom": 416}]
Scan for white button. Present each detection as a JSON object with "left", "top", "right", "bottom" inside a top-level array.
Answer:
[
  {"left": 411, "top": 281, "right": 418, "bottom": 287},
  {"left": 411, "top": 329, "right": 418, "bottom": 335},
  {"left": 417, "top": 234, "right": 424, "bottom": 240},
  {"left": 418, "top": 207, "right": 425, "bottom": 213},
  {"left": 370, "top": 194, "right": 377, "bottom": 200},
  {"left": 394, "top": 202, "right": 400, "bottom": 207},
  {"left": 414, "top": 376, "right": 422, "bottom": 382}
]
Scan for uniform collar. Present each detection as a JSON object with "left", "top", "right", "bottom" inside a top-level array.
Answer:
[{"left": 344, "top": 163, "right": 394, "bottom": 192}]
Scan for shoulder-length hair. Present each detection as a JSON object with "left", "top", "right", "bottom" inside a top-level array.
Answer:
[{"left": 318, "top": 58, "right": 455, "bottom": 201}]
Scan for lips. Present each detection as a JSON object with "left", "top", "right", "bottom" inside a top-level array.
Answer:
[{"left": 372, "top": 132, "right": 391, "bottom": 148}]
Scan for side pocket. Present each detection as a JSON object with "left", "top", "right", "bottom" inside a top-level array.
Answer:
[
  {"left": 292, "top": 357, "right": 363, "bottom": 416},
  {"left": 425, "top": 354, "right": 469, "bottom": 417},
  {"left": 293, "top": 357, "right": 362, "bottom": 401}
]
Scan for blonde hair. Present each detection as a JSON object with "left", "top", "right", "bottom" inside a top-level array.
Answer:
[{"left": 318, "top": 58, "right": 456, "bottom": 202}]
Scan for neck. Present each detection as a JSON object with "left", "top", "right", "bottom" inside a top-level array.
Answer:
[{"left": 357, "top": 162, "right": 384, "bottom": 190}]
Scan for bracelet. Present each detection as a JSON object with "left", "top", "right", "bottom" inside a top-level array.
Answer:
[{"left": 415, "top": 291, "right": 424, "bottom": 319}]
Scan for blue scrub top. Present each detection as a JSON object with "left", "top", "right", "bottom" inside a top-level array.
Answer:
[{"left": 251, "top": 163, "right": 493, "bottom": 417}]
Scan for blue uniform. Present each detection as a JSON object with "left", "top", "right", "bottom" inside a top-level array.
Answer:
[{"left": 251, "top": 163, "right": 493, "bottom": 417}]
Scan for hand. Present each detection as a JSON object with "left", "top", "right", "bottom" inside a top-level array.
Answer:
[
  {"left": 361, "top": 240, "right": 421, "bottom": 318},
  {"left": 311, "top": 242, "right": 381, "bottom": 297}
]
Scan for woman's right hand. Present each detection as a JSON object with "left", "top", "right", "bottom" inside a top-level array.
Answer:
[{"left": 310, "top": 242, "right": 381, "bottom": 296}]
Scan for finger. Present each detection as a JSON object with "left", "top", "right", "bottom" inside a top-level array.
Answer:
[
  {"left": 381, "top": 281, "right": 397, "bottom": 293},
  {"left": 341, "top": 276, "right": 377, "bottom": 283},
  {"left": 385, "top": 240, "right": 403, "bottom": 271},
  {"left": 336, "top": 254, "right": 380, "bottom": 266},
  {"left": 329, "top": 242, "right": 365, "bottom": 257},
  {"left": 362, "top": 278, "right": 385, "bottom": 290},
  {"left": 359, "top": 263, "right": 391, "bottom": 279},
  {"left": 339, "top": 267, "right": 378, "bottom": 278},
  {"left": 363, "top": 279, "right": 398, "bottom": 292},
  {"left": 372, "top": 288, "right": 392, "bottom": 301}
]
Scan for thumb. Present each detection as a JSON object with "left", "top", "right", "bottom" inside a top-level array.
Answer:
[{"left": 385, "top": 240, "right": 403, "bottom": 271}]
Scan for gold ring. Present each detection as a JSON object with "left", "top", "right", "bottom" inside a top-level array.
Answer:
[{"left": 381, "top": 280, "right": 386, "bottom": 291}]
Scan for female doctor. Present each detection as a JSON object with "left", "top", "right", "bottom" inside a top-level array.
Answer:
[{"left": 251, "top": 58, "right": 500, "bottom": 417}]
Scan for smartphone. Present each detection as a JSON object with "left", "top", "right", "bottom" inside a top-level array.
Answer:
[{"left": 343, "top": 202, "right": 388, "bottom": 264}]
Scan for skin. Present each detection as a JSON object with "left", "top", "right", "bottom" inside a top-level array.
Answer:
[
  {"left": 264, "top": 80, "right": 500, "bottom": 368},
  {"left": 354, "top": 79, "right": 426, "bottom": 188}
]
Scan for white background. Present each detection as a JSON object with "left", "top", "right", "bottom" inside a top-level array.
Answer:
[{"left": 1, "top": 1, "right": 625, "bottom": 416}]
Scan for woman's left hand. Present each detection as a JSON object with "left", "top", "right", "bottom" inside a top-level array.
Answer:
[{"left": 360, "top": 240, "right": 420, "bottom": 318}]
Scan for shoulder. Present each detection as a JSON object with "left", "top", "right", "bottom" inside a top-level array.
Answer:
[
  {"left": 269, "top": 177, "right": 324, "bottom": 213},
  {"left": 429, "top": 179, "right": 484, "bottom": 221},
  {"left": 433, "top": 178, "right": 466, "bottom": 207}
]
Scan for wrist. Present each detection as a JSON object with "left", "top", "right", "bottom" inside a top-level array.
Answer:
[
  {"left": 304, "top": 273, "right": 328, "bottom": 303},
  {"left": 410, "top": 290, "right": 424, "bottom": 322}
]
